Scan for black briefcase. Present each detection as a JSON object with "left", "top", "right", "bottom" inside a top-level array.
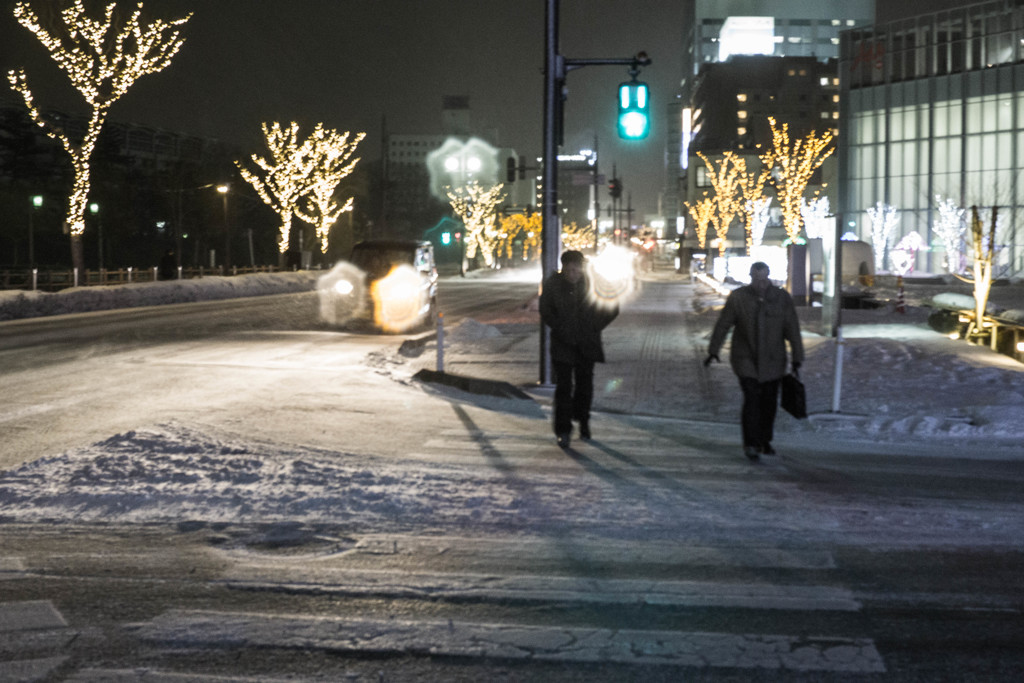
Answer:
[{"left": 781, "top": 373, "right": 807, "bottom": 419}]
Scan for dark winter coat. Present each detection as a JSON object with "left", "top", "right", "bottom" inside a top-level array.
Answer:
[
  {"left": 708, "top": 282, "right": 804, "bottom": 382},
  {"left": 539, "top": 272, "right": 618, "bottom": 364}
]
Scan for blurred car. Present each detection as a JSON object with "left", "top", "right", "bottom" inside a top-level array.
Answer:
[{"left": 341, "top": 239, "right": 438, "bottom": 332}]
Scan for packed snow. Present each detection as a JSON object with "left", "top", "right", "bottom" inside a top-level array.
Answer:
[{"left": 0, "top": 268, "right": 1022, "bottom": 532}]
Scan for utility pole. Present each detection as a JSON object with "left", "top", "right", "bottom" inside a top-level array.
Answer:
[{"left": 540, "top": 0, "right": 650, "bottom": 385}]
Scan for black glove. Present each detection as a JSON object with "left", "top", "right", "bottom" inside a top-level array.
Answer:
[{"left": 703, "top": 354, "right": 719, "bottom": 367}]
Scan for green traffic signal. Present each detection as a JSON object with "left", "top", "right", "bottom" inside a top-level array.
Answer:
[{"left": 617, "top": 81, "right": 650, "bottom": 140}]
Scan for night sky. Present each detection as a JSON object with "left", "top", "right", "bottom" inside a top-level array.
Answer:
[{"left": 0, "top": 0, "right": 685, "bottom": 218}]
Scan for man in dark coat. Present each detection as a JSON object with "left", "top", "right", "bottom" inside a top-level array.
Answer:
[
  {"left": 705, "top": 261, "right": 804, "bottom": 461},
  {"left": 540, "top": 250, "right": 619, "bottom": 449}
]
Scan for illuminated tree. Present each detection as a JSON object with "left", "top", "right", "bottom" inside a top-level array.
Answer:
[
  {"left": 890, "top": 231, "right": 925, "bottom": 276},
  {"left": 801, "top": 196, "right": 831, "bottom": 240},
  {"left": 237, "top": 122, "right": 356, "bottom": 256},
  {"left": 684, "top": 194, "right": 715, "bottom": 249},
  {"left": 697, "top": 152, "right": 741, "bottom": 256},
  {"left": 7, "top": 0, "right": 191, "bottom": 271},
  {"left": 748, "top": 197, "right": 772, "bottom": 249},
  {"left": 731, "top": 152, "right": 771, "bottom": 255},
  {"left": 866, "top": 201, "right": 899, "bottom": 272},
  {"left": 561, "top": 221, "right": 595, "bottom": 252},
  {"left": 934, "top": 195, "right": 967, "bottom": 275},
  {"left": 957, "top": 206, "right": 998, "bottom": 340},
  {"left": 294, "top": 128, "right": 366, "bottom": 254},
  {"left": 759, "top": 117, "right": 834, "bottom": 242},
  {"left": 447, "top": 181, "right": 506, "bottom": 267},
  {"left": 499, "top": 213, "right": 541, "bottom": 261}
]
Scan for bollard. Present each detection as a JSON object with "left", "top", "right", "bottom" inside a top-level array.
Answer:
[
  {"left": 127, "top": 266, "right": 133, "bottom": 283},
  {"left": 436, "top": 312, "right": 445, "bottom": 373},
  {"left": 896, "top": 275, "right": 905, "bottom": 314},
  {"left": 831, "top": 326, "right": 845, "bottom": 413},
  {"left": 73, "top": 268, "right": 78, "bottom": 287},
  {"left": 32, "top": 268, "right": 37, "bottom": 291}
]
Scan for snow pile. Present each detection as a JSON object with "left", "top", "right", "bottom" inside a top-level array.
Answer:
[{"left": 0, "top": 271, "right": 319, "bottom": 321}]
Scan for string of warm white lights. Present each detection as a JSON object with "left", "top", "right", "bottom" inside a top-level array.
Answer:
[
  {"left": 731, "top": 152, "right": 771, "bottom": 256},
  {"left": 759, "top": 117, "right": 834, "bottom": 243},
  {"left": 446, "top": 181, "right": 506, "bottom": 267},
  {"left": 697, "top": 152, "right": 742, "bottom": 256},
  {"left": 684, "top": 193, "right": 715, "bottom": 249},
  {"left": 294, "top": 128, "right": 366, "bottom": 254},
  {"left": 8, "top": 0, "right": 191, "bottom": 253}
]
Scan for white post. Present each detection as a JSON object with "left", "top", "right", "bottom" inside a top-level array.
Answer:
[
  {"left": 831, "top": 326, "right": 845, "bottom": 413},
  {"left": 436, "top": 312, "right": 445, "bottom": 373},
  {"left": 127, "top": 266, "right": 133, "bottom": 283},
  {"left": 32, "top": 268, "right": 37, "bottom": 291},
  {"left": 153, "top": 266, "right": 158, "bottom": 281},
  {"left": 73, "top": 268, "right": 78, "bottom": 287}
]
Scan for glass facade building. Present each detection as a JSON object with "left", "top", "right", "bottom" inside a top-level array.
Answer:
[{"left": 839, "top": 0, "right": 1024, "bottom": 275}]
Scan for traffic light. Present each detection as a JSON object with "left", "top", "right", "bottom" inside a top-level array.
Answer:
[
  {"left": 608, "top": 178, "right": 622, "bottom": 199},
  {"left": 617, "top": 80, "right": 650, "bottom": 140}
]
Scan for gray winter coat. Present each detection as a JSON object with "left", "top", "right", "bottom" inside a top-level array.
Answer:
[{"left": 708, "top": 283, "right": 804, "bottom": 382}]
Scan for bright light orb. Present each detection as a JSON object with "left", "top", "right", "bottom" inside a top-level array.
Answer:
[
  {"left": 589, "top": 245, "right": 636, "bottom": 303},
  {"left": 372, "top": 264, "right": 425, "bottom": 333},
  {"left": 317, "top": 261, "right": 367, "bottom": 326}
]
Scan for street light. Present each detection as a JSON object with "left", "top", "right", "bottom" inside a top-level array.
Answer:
[
  {"left": 28, "top": 195, "right": 42, "bottom": 267},
  {"left": 217, "top": 184, "right": 230, "bottom": 270},
  {"left": 89, "top": 202, "right": 102, "bottom": 271}
]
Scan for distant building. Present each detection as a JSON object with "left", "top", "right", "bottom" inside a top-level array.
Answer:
[
  {"left": 838, "top": 0, "right": 1024, "bottom": 276},
  {"left": 383, "top": 97, "right": 532, "bottom": 240},
  {"left": 683, "top": 55, "right": 840, "bottom": 250},
  {"left": 666, "top": 0, "right": 874, "bottom": 238}
]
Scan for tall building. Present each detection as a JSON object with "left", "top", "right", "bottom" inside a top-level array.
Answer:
[
  {"left": 666, "top": 0, "right": 875, "bottom": 234},
  {"left": 838, "top": 0, "right": 1024, "bottom": 276}
]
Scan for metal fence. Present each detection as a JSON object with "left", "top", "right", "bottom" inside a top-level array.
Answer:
[{"left": 0, "top": 265, "right": 288, "bottom": 292}]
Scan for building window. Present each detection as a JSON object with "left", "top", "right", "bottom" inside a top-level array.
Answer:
[
  {"left": 738, "top": 126, "right": 747, "bottom": 136},
  {"left": 737, "top": 110, "right": 748, "bottom": 120},
  {"left": 737, "top": 93, "right": 748, "bottom": 103}
]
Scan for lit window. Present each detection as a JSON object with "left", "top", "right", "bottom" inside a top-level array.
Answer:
[
  {"left": 737, "top": 93, "right": 748, "bottom": 103},
  {"left": 820, "top": 111, "right": 829, "bottom": 119},
  {"left": 833, "top": 78, "right": 839, "bottom": 85},
  {"left": 738, "top": 127, "right": 747, "bottom": 136},
  {"left": 799, "top": 69, "right": 807, "bottom": 76},
  {"left": 831, "top": 19, "right": 841, "bottom": 26},
  {"left": 832, "top": 111, "right": 840, "bottom": 119},
  {"left": 831, "top": 38, "right": 840, "bottom": 45},
  {"left": 846, "top": 20, "right": 856, "bottom": 26},
  {"left": 832, "top": 128, "right": 839, "bottom": 136},
  {"left": 737, "top": 110, "right": 748, "bottom": 120},
  {"left": 820, "top": 77, "right": 829, "bottom": 86},
  {"left": 833, "top": 94, "right": 840, "bottom": 102},
  {"left": 788, "top": 69, "right": 796, "bottom": 76}
]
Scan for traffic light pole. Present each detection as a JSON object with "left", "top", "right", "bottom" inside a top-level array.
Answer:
[{"left": 540, "top": 0, "right": 650, "bottom": 385}]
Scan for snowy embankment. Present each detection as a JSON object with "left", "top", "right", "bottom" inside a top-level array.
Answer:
[{"left": 0, "top": 272, "right": 319, "bottom": 321}]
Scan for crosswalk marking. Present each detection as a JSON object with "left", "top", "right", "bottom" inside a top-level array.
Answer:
[{"left": 135, "top": 609, "right": 887, "bottom": 673}]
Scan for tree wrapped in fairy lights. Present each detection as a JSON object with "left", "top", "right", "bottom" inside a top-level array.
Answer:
[
  {"left": 866, "top": 201, "right": 899, "bottom": 272},
  {"left": 684, "top": 194, "right": 715, "bottom": 250},
  {"left": 498, "top": 213, "right": 541, "bottom": 261},
  {"left": 731, "top": 152, "right": 771, "bottom": 255},
  {"left": 294, "top": 128, "right": 365, "bottom": 255},
  {"left": 934, "top": 195, "right": 967, "bottom": 275},
  {"left": 957, "top": 206, "right": 999, "bottom": 341},
  {"left": 697, "top": 152, "right": 741, "bottom": 256},
  {"left": 446, "top": 181, "right": 506, "bottom": 268},
  {"left": 7, "top": 0, "right": 191, "bottom": 271},
  {"left": 561, "top": 221, "right": 595, "bottom": 252},
  {"left": 237, "top": 122, "right": 363, "bottom": 258},
  {"left": 759, "top": 117, "right": 834, "bottom": 242}
]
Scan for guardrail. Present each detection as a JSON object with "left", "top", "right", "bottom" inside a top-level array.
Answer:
[{"left": 0, "top": 265, "right": 288, "bottom": 292}]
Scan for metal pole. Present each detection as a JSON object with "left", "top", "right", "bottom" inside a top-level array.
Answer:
[{"left": 540, "top": 0, "right": 561, "bottom": 386}]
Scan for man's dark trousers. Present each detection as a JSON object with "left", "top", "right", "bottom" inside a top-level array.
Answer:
[
  {"left": 553, "top": 359, "right": 595, "bottom": 436},
  {"left": 738, "top": 377, "right": 780, "bottom": 449}
]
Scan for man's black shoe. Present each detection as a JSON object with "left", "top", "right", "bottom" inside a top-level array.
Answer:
[
  {"left": 557, "top": 433, "right": 571, "bottom": 449},
  {"left": 761, "top": 443, "right": 777, "bottom": 456},
  {"left": 579, "top": 422, "right": 591, "bottom": 440},
  {"left": 743, "top": 446, "right": 761, "bottom": 461}
]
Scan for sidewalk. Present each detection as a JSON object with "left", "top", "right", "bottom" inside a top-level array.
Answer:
[{"left": 400, "top": 265, "right": 1024, "bottom": 459}]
